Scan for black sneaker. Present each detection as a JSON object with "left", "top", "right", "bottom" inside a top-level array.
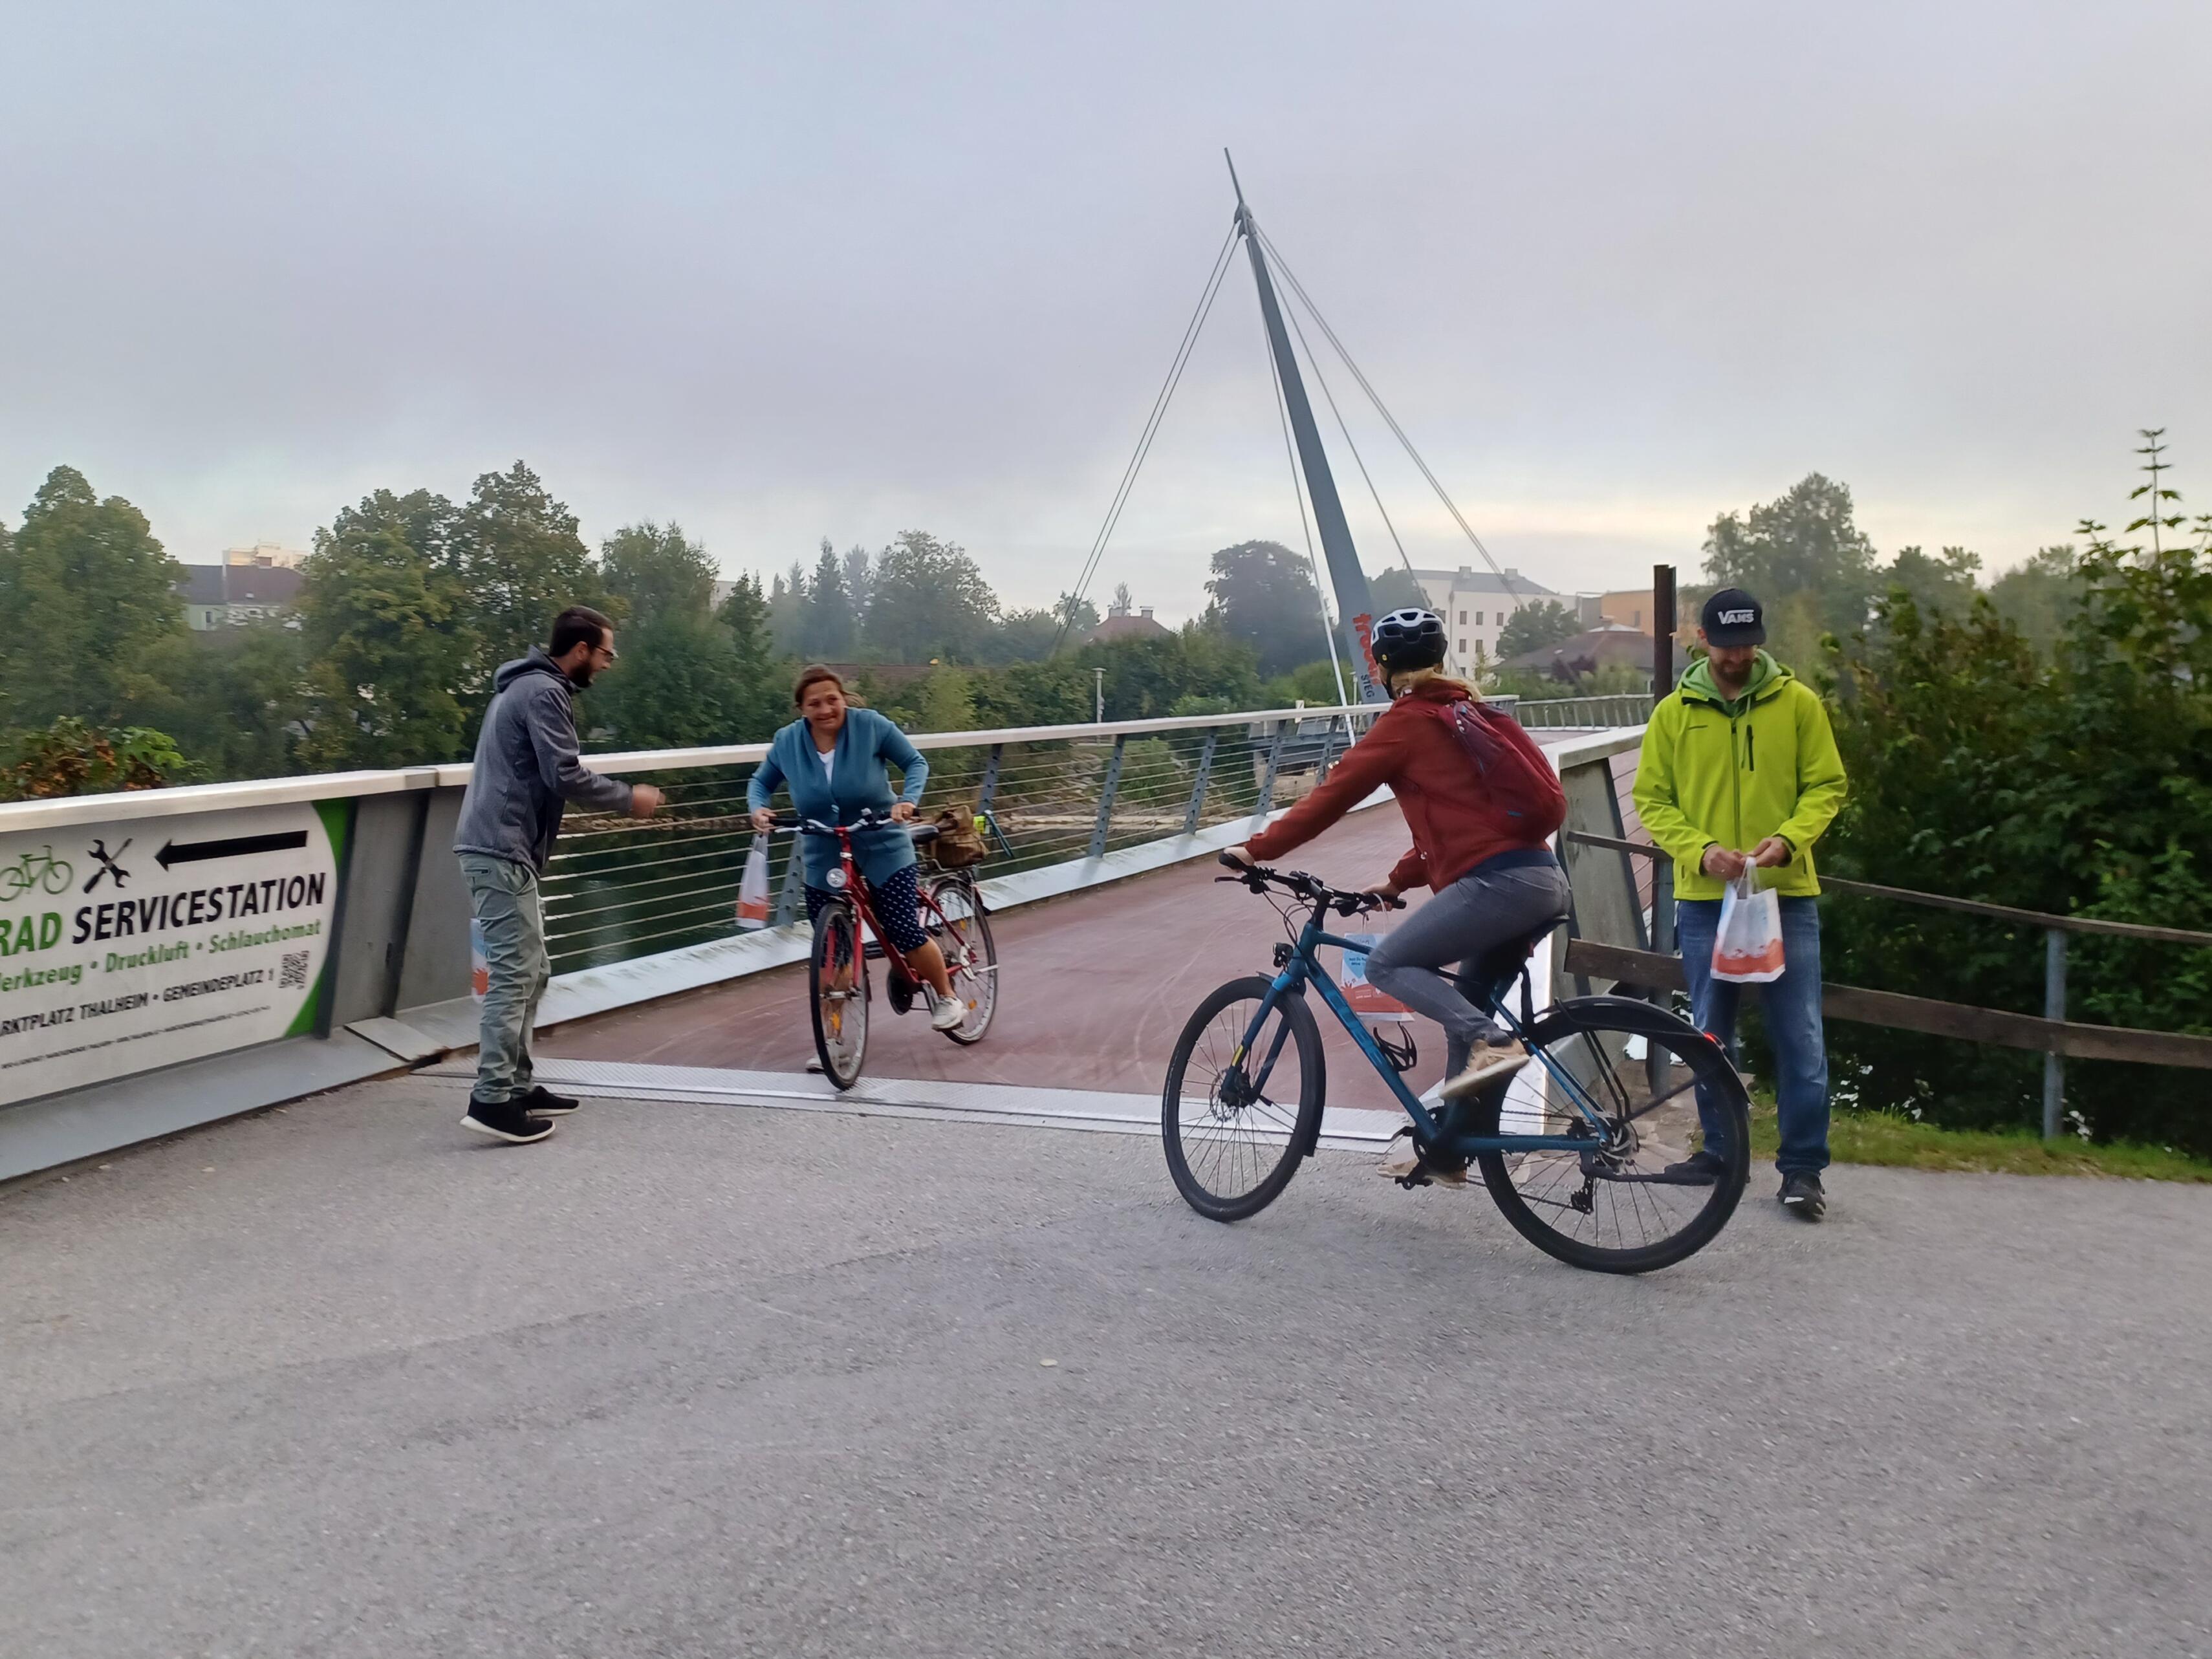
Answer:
[
  {"left": 461, "top": 1096, "right": 556, "bottom": 1144},
  {"left": 1779, "top": 1171, "right": 1827, "bottom": 1220},
  {"left": 519, "top": 1084, "right": 580, "bottom": 1117},
  {"left": 1661, "top": 1149, "right": 1728, "bottom": 1185}
]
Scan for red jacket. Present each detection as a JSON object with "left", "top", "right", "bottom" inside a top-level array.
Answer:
[{"left": 1242, "top": 681, "right": 1553, "bottom": 892}]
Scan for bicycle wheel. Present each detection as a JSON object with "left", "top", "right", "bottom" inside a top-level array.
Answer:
[
  {"left": 1161, "top": 976, "right": 1325, "bottom": 1222},
  {"left": 808, "top": 900, "right": 869, "bottom": 1091},
  {"left": 1468, "top": 995, "right": 1750, "bottom": 1274},
  {"left": 925, "top": 875, "right": 997, "bottom": 1045},
  {"left": 41, "top": 858, "right": 73, "bottom": 895}
]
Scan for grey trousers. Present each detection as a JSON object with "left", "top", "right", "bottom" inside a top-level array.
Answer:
[
  {"left": 1365, "top": 857, "right": 1572, "bottom": 1076},
  {"left": 461, "top": 853, "right": 550, "bottom": 1105}
]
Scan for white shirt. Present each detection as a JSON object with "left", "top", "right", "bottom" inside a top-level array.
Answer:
[{"left": 814, "top": 746, "right": 835, "bottom": 786}]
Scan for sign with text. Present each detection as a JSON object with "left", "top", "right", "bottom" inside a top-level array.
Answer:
[
  {"left": 0, "top": 801, "right": 347, "bottom": 1107},
  {"left": 1336, "top": 931, "right": 1412, "bottom": 1022}
]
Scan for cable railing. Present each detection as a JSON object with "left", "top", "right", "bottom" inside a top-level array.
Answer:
[{"left": 538, "top": 707, "right": 1385, "bottom": 975}]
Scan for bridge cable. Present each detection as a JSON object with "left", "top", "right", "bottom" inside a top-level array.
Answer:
[
  {"left": 1055, "top": 224, "right": 1241, "bottom": 653},
  {"left": 1255, "top": 226, "right": 1526, "bottom": 612}
]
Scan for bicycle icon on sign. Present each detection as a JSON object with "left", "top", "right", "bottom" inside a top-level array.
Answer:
[{"left": 1, "top": 845, "right": 75, "bottom": 902}]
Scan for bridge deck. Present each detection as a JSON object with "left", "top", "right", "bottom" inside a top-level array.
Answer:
[{"left": 546, "top": 805, "right": 1438, "bottom": 1096}]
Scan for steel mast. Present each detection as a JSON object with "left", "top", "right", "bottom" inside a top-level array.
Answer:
[{"left": 1227, "top": 152, "right": 1382, "bottom": 702}]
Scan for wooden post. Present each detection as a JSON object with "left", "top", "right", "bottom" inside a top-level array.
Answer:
[
  {"left": 1653, "top": 564, "right": 1677, "bottom": 696},
  {"left": 2043, "top": 927, "right": 2067, "bottom": 1138}
]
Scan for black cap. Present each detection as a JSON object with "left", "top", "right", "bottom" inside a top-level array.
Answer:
[{"left": 1700, "top": 587, "right": 1766, "bottom": 646}]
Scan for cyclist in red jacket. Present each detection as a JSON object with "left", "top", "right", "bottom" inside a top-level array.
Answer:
[{"left": 1225, "top": 609, "right": 1570, "bottom": 1118}]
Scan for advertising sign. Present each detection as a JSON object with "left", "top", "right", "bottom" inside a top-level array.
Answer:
[
  {"left": 0, "top": 801, "right": 347, "bottom": 1107},
  {"left": 1337, "top": 931, "right": 1412, "bottom": 1021}
]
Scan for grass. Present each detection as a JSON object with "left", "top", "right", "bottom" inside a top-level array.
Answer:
[{"left": 1746, "top": 1099, "right": 2212, "bottom": 1183}]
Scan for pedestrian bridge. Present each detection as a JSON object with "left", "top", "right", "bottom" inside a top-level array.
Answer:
[{"left": 0, "top": 699, "right": 1653, "bottom": 1178}]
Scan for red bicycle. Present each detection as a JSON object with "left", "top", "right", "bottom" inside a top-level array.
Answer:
[{"left": 772, "top": 810, "right": 999, "bottom": 1089}]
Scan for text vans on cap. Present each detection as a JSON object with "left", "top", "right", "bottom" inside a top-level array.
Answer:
[{"left": 1700, "top": 587, "right": 1766, "bottom": 646}]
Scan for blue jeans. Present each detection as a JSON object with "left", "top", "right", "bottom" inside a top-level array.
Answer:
[
  {"left": 1675, "top": 896, "right": 1830, "bottom": 1176},
  {"left": 461, "top": 853, "right": 550, "bottom": 1106}
]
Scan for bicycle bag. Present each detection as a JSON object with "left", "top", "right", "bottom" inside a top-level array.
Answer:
[{"left": 1427, "top": 698, "right": 1567, "bottom": 841}]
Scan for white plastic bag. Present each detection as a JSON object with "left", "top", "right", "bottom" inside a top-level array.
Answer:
[
  {"left": 735, "top": 834, "right": 772, "bottom": 929},
  {"left": 1711, "top": 865, "right": 1785, "bottom": 983}
]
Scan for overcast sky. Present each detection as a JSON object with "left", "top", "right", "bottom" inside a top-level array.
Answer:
[{"left": 4, "top": 1, "right": 2207, "bottom": 621}]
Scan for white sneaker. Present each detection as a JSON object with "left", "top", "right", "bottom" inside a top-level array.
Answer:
[
  {"left": 1439, "top": 1039, "right": 1533, "bottom": 1100},
  {"left": 929, "top": 994, "right": 966, "bottom": 1033}
]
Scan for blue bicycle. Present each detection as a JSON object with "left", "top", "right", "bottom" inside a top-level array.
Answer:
[{"left": 1161, "top": 854, "right": 1751, "bottom": 1274}]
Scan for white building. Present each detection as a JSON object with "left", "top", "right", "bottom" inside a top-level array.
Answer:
[
  {"left": 222, "top": 541, "right": 307, "bottom": 570},
  {"left": 1405, "top": 565, "right": 1562, "bottom": 672}
]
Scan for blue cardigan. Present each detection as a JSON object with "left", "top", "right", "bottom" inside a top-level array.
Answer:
[{"left": 746, "top": 707, "right": 931, "bottom": 889}]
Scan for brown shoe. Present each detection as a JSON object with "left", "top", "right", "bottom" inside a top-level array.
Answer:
[{"left": 1439, "top": 1039, "right": 1533, "bottom": 1100}]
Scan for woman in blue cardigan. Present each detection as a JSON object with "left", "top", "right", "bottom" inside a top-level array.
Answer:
[{"left": 747, "top": 664, "right": 963, "bottom": 1031}]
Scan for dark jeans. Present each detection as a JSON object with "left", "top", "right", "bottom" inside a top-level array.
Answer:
[{"left": 1676, "top": 895, "right": 1831, "bottom": 1176}]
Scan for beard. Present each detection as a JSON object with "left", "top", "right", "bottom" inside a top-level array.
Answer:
[{"left": 567, "top": 663, "right": 596, "bottom": 689}]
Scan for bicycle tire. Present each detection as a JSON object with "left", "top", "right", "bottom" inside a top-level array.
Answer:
[
  {"left": 808, "top": 900, "right": 869, "bottom": 1091},
  {"left": 42, "top": 859, "right": 74, "bottom": 895},
  {"left": 1161, "top": 975, "right": 1326, "bottom": 1222},
  {"left": 926, "top": 875, "right": 997, "bottom": 1045},
  {"left": 1469, "top": 995, "right": 1750, "bottom": 1274}
]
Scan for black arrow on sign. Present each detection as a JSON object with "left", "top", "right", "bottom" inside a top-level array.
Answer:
[{"left": 155, "top": 830, "right": 309, "bottom": 871}]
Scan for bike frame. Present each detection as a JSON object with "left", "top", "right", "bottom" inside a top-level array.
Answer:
[
  {"left": 801, "top": 818, "right": 959, "bottom": 987},
  {"left": 1237, "top": 896, "right": 1613, "bottom": 1158}
]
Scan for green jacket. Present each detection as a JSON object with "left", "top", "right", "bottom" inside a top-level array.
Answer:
[{"left": 1632, "top": 652, "right": 1848, "bottom": 900}]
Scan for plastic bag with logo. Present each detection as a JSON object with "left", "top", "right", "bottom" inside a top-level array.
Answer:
[
  {"left": 735, "top": 834, "right": 772, "bottom": 929},
  {"left": 1711, "top": 864, "right": 1785, "bottom": 983}
]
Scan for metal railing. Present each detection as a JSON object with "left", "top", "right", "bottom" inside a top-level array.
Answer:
[
  {"left": 540, "top": 706, "right": 1381, "bottom": 974},
  {"left": 1515, "top": 693, "right": 1654, "bottom": 730}
]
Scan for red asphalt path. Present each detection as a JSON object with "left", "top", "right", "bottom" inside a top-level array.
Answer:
[{"left": 543, "top": 805, "right": 1464, "bottom": 1104}]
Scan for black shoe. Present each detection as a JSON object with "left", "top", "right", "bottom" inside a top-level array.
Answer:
[
  {"left": 519, "top": 1084, "right": 580, "bottom": 1117},
  {"left": 1661, "top": 1149, "right": 1728, "bottom": 1186},
  {"left": 461, "top": 1096, "right": 556, "bottom": 1144},
  {"left": 1779, "top": 1171, "right": 1827, "bottom": 1220}
]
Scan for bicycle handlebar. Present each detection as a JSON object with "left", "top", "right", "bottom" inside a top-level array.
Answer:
[
  {"left": 1215, "top": 851, "right": 1405, "bottom": 918},
  {"left": 767, "top": 808, "right": 933, "bottom": 841}
]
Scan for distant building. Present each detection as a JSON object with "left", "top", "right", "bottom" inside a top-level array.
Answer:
[
  {"left": 1086, "top": 593, "right": 1171, "bottom": 645},
  {"left": 1501, "top": 623, "right": 1654, "bottom": 682},
  {"left": 1405, "top": 565, "right": 1561, "bottom": 671},
  {"left": 222, "top": 541, "right": 307, "bottom": 570},
  {"left": 175, "top": 559, "right": 305, "bottom": 631}
]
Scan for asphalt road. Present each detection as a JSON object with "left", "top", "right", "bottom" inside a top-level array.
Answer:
[{"left": 4, "top": 1075, "right": 2209, "bottom": 1658}]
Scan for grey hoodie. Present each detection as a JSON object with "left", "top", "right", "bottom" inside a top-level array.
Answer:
[{"left": 453, "top": 649, "right": 635, "bottom": 873}]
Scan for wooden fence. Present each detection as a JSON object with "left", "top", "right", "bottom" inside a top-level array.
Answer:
[{"left": 1559, "top": 829, "right": 2212, "bottom": 1137}]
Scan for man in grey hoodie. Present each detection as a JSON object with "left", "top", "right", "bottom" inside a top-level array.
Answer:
[{"left": 454, "top": 605, "right": 664, "bottom": 1144}]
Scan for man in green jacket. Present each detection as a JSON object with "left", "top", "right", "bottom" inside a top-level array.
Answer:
[{"left": 1634, "top": 588, "right": 1849, "bottom": 1219}]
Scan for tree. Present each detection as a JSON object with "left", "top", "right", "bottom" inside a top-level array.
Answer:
[
  {"left": 0, "top": 465, "right": 184, "bottom": 729},
  {"left": 865, "top": 530, "right": 1001, "bottom": 662},
  {"left": 840, "top": 543, "right": 874, "bottom": 629},
  {"left": 1204, "top": 540, "right": 1327, "bottom": 677},
  {"left": 768, "top": 560, "right": 807, "bottom": 655},
  {"left": 1818, "top": 434, "right": 2212, "bottom": 1154},
  {"left": 142, "top": 623, "right": 310, "bottom": 782},
  {"left": 296, "top": 488, "right": 472, "bottom": 769},
  {"left": 1497, "top": 598, "right": 1580, "bottom": 659},
  {"left": 1883, "top": 545, "right": 1982, "bottom": 618},
  {"left": 715, "top": 572, "right": 789, "bottom": 737},
  {"left": 451, "top": 461, "right": 605, "bottom": 714},
  {"left": 602, "top": 521, "right": 716, "bottom": 628},
  {"left": 1110, "top": 581, "right": 1134, "bottom": 615},
  {"left": 1703, "top": 473, "right": 1880, "bottom": 643},
  {"left": 590, "top": 612, "right": 751, "bottom": 749},
  {"left": 1988, "top": 545, "right": 2085, "bottom": 655},
  {"left": 0, "top": 717, "right": 192, "bottom": 800},
  {"left": 1368, "top": 567, "right": 1428, "bottom": 613},
  {"left": 798, "top": 537, "right": 858, "bottom": 658}
]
